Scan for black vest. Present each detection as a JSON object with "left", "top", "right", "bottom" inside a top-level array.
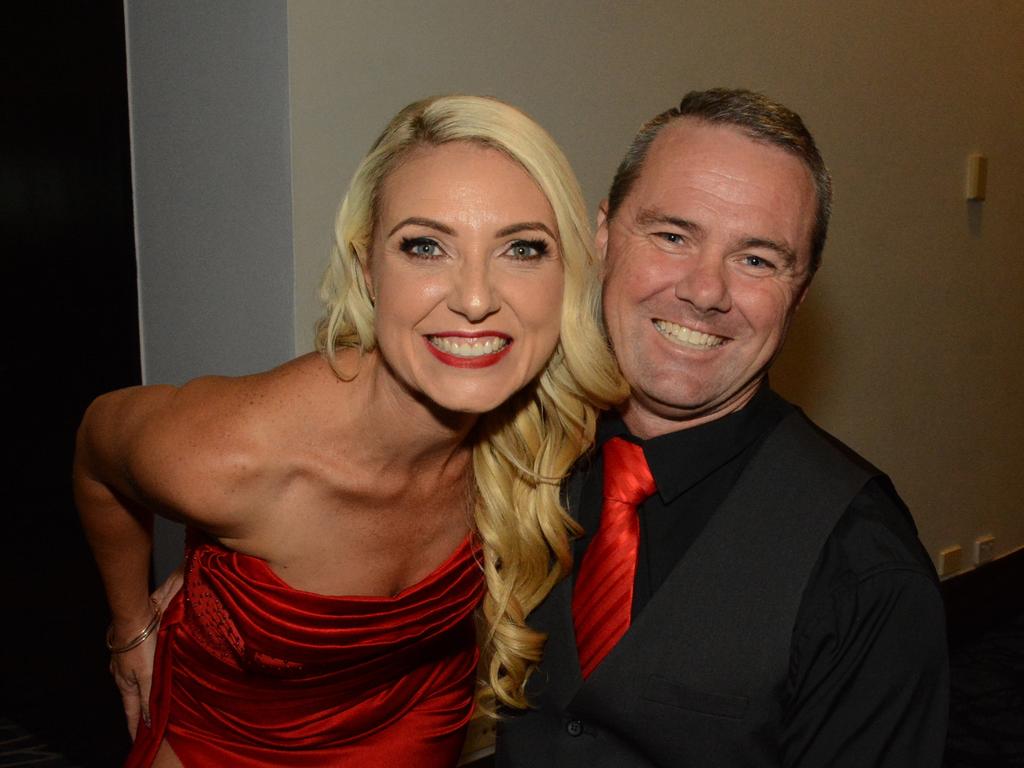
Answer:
[{"left": 497, "top": 409, "right": 877, "bottom": 768}]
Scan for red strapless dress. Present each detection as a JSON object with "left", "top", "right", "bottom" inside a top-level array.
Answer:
[{"left": 126, "top": 533, "right": 484, "bottom": 767}]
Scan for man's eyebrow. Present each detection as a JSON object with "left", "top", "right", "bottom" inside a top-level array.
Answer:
[
  {"left": 634, "top": 208, "right": 704, "bottom": 237},
  {"left": 387, "top": 217, "right": 456, "bottom": 237},
  {"left": 739, "top": 237, "right": 797, "bottom": 267},
  {"left": 495, "top": 221, "right": 557, "bottom": 239}
]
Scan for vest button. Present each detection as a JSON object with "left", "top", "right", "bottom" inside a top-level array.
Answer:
[{"left": 566, "top": 719, "right": 583, "bottom": 737}]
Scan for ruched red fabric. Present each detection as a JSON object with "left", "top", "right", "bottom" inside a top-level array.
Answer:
[{"left": 126, "top": 532, "right": 484, "bottom": 767}]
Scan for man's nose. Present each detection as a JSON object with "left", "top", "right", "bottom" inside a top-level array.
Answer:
[
  {"left": 447, "top": 259, "right": 500, "bottom": 322},
  {"left": 674, "top": 252, "right": 731, "bottom": 314}
]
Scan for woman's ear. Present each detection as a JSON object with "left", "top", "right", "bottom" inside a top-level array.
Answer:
[
  {"left": 594, "top": 199, "right": 610, "bottom": 273},
  {"left": 357, "top": 247, "right": 375, "bottom": 305}
]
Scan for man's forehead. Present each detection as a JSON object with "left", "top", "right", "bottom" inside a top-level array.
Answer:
[
  {"left": 642, "top": 119, "right": 799, "bottom": 184},
  {"left": 623, "top": 119, "right": 816, "bottom": 263}
]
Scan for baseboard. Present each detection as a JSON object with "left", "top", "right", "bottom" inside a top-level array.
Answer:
[
  {"left": 458, "top": 710, "right": 496, "bottom": 767},
  {"left": 942, "top": 546, "right": 1024, "bottom": 648}
]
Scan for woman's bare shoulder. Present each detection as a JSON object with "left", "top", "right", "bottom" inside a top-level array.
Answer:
[
  {"left": 80, "top": 354, "right": 335, "bottom": 534},
  {"left": 134, "top": 353, "right": 330, "bottom": 441}
]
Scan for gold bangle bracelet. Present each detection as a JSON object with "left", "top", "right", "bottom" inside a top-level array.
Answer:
[{"left": 106, "top": 599, "right": 161, "bottom": 654}]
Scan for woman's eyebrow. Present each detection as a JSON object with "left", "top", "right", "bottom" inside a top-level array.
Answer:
[
  {"left": 387, "top": 217, "right": 456, "bottom": 237},
  {"left": 386, "top": 218, "right": 557, "bottom": 240},
  {"left": 495, "top": 222, "right": 557, "bottom": 239}
]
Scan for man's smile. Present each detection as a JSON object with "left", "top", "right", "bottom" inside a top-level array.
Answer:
[{"left": 653, "top": 319, "right": 727, "bottom": 349}]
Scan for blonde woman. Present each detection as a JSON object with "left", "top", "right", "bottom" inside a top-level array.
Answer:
[{"left": 74, "top": 95, "right": 624, "bottom": 767}]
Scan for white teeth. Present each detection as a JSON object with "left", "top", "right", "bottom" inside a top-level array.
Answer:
[
  {"left": 653, "top": 319, "right": 725, "bottom": 349},
  {"left": 430, "top": 336, "right": 509, "bottom": 358}
]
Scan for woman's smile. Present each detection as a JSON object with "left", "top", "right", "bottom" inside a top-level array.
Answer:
[{"left": 425, "top": 332, "right": 512, "bottom": 367}]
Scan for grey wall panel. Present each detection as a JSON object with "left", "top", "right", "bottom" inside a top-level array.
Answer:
[{"left": 125, "top": 1, "right": 295, "bottom": 578}]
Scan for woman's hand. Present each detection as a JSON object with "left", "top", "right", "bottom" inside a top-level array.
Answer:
[
  {"left": 109, "top": 626, "right": 157, "bottom": 739},
  {"left": 109, "top": 566, "right": 184, "bottom": 739}
]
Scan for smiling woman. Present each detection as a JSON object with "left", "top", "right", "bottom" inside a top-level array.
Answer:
[
  {"left": 317, "top": 94, "right": 627, "bottom": 716},
  {"left": 367, "top": 142, "right": 564, "bottom": 414},
  {"left": 74, "top": 95, "right": 625, "bottom": 767}
]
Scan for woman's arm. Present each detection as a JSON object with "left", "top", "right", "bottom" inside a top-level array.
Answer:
[
  {"left": 73, "top": 385, "right": 177, "bottom": 736},
  {"left": 74, "top": 387, "right": 182, "bottom": 635},
  {"left": 74, "top": 377, "right": 272, "bottom": 734},
  {"left": 74, "top": 372, "right": 291, "bottom": 733}
]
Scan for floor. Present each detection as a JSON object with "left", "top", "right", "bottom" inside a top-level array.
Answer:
[
  {"left": 944, "top": 603, "right": 1024, "bottom": 767},
  {"left": 0, "top": 719, "right": 81, "bottom": 768}
]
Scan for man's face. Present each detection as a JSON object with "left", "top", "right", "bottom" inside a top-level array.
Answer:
[{"left": 598, "top": 119, "right": 817, "bottom": 437}]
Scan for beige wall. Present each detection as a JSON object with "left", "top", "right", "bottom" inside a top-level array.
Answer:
[{"left": 286, "top": 0, "right": 1024, "bottom": 573}]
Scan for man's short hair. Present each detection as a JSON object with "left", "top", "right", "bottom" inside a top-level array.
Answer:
[{"left": 606, "top": 88, "right": 832, "bottom": 276}]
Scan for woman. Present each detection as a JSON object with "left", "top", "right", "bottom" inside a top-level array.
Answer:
[{"left": 74, "top": 95, "right": 625, "bottom": 766}]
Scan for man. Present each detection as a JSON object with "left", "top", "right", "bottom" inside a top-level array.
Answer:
[{"left": 497, "top": 89, "right": 948, "bottom": 767}]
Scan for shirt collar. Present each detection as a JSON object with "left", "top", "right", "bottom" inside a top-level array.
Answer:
[{"left": 597, "top": 384, "right": 792, "bottom": 504}]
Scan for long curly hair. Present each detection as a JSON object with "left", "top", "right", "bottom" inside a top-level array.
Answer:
[{"left": 316, "top": 95, "right": 626, "bottom": 711}]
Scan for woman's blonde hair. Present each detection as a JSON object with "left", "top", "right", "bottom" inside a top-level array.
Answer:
[{"left": 317, "top": 95, "right": 626, "bottom": 711}]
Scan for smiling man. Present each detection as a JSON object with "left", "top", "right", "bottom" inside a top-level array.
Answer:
[{"left": 497, "top": 89, "right": 948, "bottom": 767}]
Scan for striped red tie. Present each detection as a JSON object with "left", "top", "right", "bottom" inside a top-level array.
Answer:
[{"left": 572, "top": 437, "right": 656, "bottom": 679}]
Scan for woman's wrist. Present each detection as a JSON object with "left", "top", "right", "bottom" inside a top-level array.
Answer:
[
  {"left": 107, "top": 599, "right": 161, "bottom": 653},
  {"left": 109, "top": 603, "right": 157, "bottom": 636}
]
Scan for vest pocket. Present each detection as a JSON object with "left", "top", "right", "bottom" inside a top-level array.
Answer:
[{"left": 642, "top": 674, "right": 749, "bottom": 720}]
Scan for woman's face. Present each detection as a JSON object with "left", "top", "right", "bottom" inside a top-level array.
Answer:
[{"left": 366, "top": 142, "right": 565, "bottom": 415}]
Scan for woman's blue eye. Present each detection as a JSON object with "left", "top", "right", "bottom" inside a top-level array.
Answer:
[
  {"left": 399, "top": 237, "right": 442, "bottom": 258},
  {"left": 506, "top": 239, "right": 549, "bottom": 260}
]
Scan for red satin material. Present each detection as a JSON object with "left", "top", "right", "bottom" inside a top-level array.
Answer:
[
  {"left": 572, "top": 437, "right": 655, "bottom": 679},
  {"left": 126, "top": 532, "right": 484, "bottom": 767}
]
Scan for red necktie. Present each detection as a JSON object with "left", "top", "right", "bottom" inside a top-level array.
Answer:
[{"left": 572, "top": 437, "right": 656, "bottom": 679}]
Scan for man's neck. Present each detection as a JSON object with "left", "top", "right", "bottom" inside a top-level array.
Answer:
[{"left": 619, "top": 380, "right": 765, "bottom": 440}]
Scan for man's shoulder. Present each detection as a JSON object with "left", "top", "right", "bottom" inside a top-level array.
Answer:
[
  {"left": 825, "top": 477, "right": 936, "bottom": 581},
  {"left": 747, "top": 402, "right": 880, "bottom": 505},
  {"left": 767, "top": 402, "right": 933, "bottom": 576},
  {"left": 779, "top": 402, "right": 882, "bottom": 476}
]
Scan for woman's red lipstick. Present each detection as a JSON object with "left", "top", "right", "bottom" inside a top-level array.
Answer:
[{"left": 424, "top": 332, "right": 512, "bottom": 369}]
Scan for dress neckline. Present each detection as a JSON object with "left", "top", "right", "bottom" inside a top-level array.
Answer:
[{"left": 214, "top": 532, "right": 481, "bottom": 603}]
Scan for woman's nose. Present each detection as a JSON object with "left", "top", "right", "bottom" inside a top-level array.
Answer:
[{"left": 447, "top": 259, "right": 500, "bottom": 322}]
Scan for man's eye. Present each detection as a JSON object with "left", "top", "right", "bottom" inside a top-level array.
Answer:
[
  {"left": 399, "top": 237, "right": 443, "bottom": 258},
  {"left": 743, "top": 255, "right": 775, "bottom": 269},
  {"left": 505, "top": 239, "right": 549, "bottom": 260},
  {"left": 657, "top": 232, "right": 684, "bottom": 244}
]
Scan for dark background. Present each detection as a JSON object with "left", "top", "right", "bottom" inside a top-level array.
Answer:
[{"left": 3, "top": 3, "right": 140, "bottom": 763}]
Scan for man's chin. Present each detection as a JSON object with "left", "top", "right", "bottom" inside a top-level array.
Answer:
[{"left": 621, "top": 380, "right": 762, "bottom": 436}]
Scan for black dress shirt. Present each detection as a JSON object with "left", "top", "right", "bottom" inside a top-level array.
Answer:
[{"left": 572, "top": 386, "right": 949, "bottom": 766}]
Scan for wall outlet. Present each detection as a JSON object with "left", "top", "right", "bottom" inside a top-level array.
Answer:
[
  {"left": 938, "top": 545, "right": 963, "bottom": 577},
  {"left": 973, "top": 535, "right": 995, "bottom": 566}
]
